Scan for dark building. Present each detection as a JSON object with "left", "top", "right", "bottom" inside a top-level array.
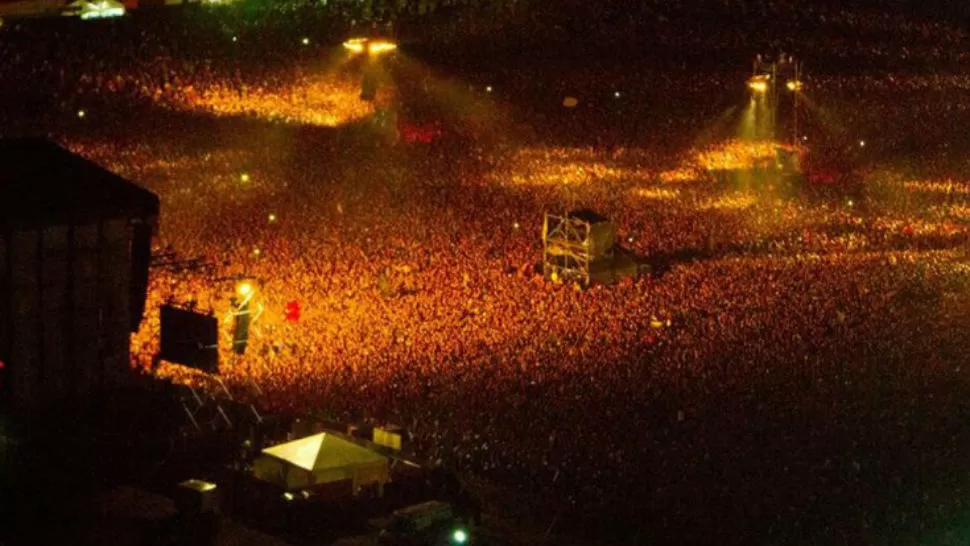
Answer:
[{"left": 0, "top": 138, "right": 158, "bottom": 414}]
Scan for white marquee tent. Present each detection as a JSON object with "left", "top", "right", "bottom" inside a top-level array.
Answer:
[{"left": 253, "top": 433, "right": 389, "bottom": 494}]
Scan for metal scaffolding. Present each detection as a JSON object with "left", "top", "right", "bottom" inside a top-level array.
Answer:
[{"left": 542, "top": 211, "right": 616, "bottom": 285}]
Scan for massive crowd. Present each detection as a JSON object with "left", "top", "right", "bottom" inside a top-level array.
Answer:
[{"left": 7, "top": 2, "right": 970, "bottom": 544}]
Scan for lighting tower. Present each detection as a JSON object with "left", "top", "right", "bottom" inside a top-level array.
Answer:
[
  {"left": 747, "top": 54, "right": 804, "bottom": 145},
  {"left": 343, "top": 37, "right": 398, "bottom": 102}
]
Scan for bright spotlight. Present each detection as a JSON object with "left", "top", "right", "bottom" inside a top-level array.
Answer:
[
  {"left": 486, "top": 86, "right": 493, "bottom": 93},
  {"left": 232, "top": 36, "right": 237, "bottom": 43},
  {"left": 301, "top": 37, "right": 310, "bottom": 46},
  {"left": 451, "top": 529, "right": 468, "bottom": 544},
  {"left": 240, "top": 173, "right": 250, "bottom": 183},
  {"left": 344, "top": 37, "right": 397, "bottom": 55},
  {"left": 786, "top": 79, "right": 803, "bottom": 92},
  {"left": 268, "top": 213, "right": 277, "bottom": 223},
  {"left": 859, "top": 140, "right": 866, "bottom": 148},
  {"left": 77, "top": 109, "right": 86, "bottom": 118},
  {"left": 236, "top": 282, "right": 253, "bottom": 297},
  {"left": 367, "top": 40, "right": 397, "bottom": 55},
  {"left": 747, "top": 75, "right": 769, "bottom": 94},
  {"left": 343, "top": 38, "right": 366, "bottom": 54},
  {"left": 614, "top": 91, "right": 621, "bottom": 98}
]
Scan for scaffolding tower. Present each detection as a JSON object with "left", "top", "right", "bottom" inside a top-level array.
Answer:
[
  {"left": 748, "top": 53, "right": 804, "bottom": 145},
  {"left": 542, "top": 210, "right": 618, "bottom": 285}
]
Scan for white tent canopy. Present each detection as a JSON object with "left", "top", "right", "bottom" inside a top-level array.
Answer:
[
  {"left": 66, "top": 0, "right": 125, "bottom": 19},
  {"left": 254, "top": 433, "right": 389, "bottom": 493}
]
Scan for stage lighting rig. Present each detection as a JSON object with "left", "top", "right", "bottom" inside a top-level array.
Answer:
[
  {"left": 343, "top": 37, "right": 398, "bottom": 56},
  {"left": 747, "top": 53, "right": 805, "bottom": 145},
  {"left": 747, "top": 75, "right": 770, "bottom": 94},
  {"left": 218, "top": 276, "right": 265, "bottom": 355}
]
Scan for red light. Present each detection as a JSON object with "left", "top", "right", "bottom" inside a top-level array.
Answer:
[
  {"left": 0, "top": 360, "right": 5, "bottom": 369},
  {"left": 284, "top": 301, "right": 301, "bottom": 322}
]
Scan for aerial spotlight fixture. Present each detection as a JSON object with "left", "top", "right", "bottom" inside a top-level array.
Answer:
[
  {"left": 747, "top": 75, "right": 770, "bottom": 94},
  {"left": 343, "top": 37, "right": 397, "bottom": 56},
  {"left": 367, "top": 40, "right": 398, "bottom": 55},
  {"left": 343, "top": 38, "right": 366, "bottom": 54},
  {"left": 786, "top": 79, "right": 804, "bottom": 92}
]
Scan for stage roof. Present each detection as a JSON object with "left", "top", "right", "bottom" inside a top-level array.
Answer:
[
  {"left": 262, "top": 432, "right": 386, "bottom": 472},
  {"left": 0, "top": 138, "right": 159, "bottom": 230}
]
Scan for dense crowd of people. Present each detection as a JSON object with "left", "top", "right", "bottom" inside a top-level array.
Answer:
[{"left": 7, "top": 2, "right": 970, "bottom": 544}]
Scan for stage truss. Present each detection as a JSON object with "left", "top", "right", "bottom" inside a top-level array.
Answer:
[{"left": 542, "top": 212, "right": 616, "bottom": 285}]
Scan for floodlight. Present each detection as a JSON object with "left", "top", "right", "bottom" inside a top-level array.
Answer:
[
  {"left": 451, "top": 528, "right": 468, "bottom": 544},
  {"left": 747, "top": 75, "right": 769, "bottom": 93},
  {"left": 343, "top": 38, "right": 366, "bottom": 53},
  {"left": 344, "top": 37, "right": 397, "bottom": 55},
  {"left": 367, "top": 40, "right": 397, "bottom": 55},
  {"left": 236, "top": 282, "right": 253, "bottom": 297},
  {"left": 786, "top": 79, "right": 803, "bottom": 92}
]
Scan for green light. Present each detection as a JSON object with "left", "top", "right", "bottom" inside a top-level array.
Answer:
[{"left": 452, "top": 529, "right": 468, "bottom": 544}]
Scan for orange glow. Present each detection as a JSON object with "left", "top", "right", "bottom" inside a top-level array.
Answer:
[
  {"left": 177, "top": 77, "right": 380, "bottom": 126},
  {"left": 695, "top": 140, "right": 787, "bottom": 171}
]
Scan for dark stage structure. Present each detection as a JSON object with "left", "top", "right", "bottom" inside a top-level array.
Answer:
[
  {"left": 159, "top": 304, "right": 219, "bottom": 374},
  {"left": 0, "top": 138, "right": 159, "bottom": 413}
]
